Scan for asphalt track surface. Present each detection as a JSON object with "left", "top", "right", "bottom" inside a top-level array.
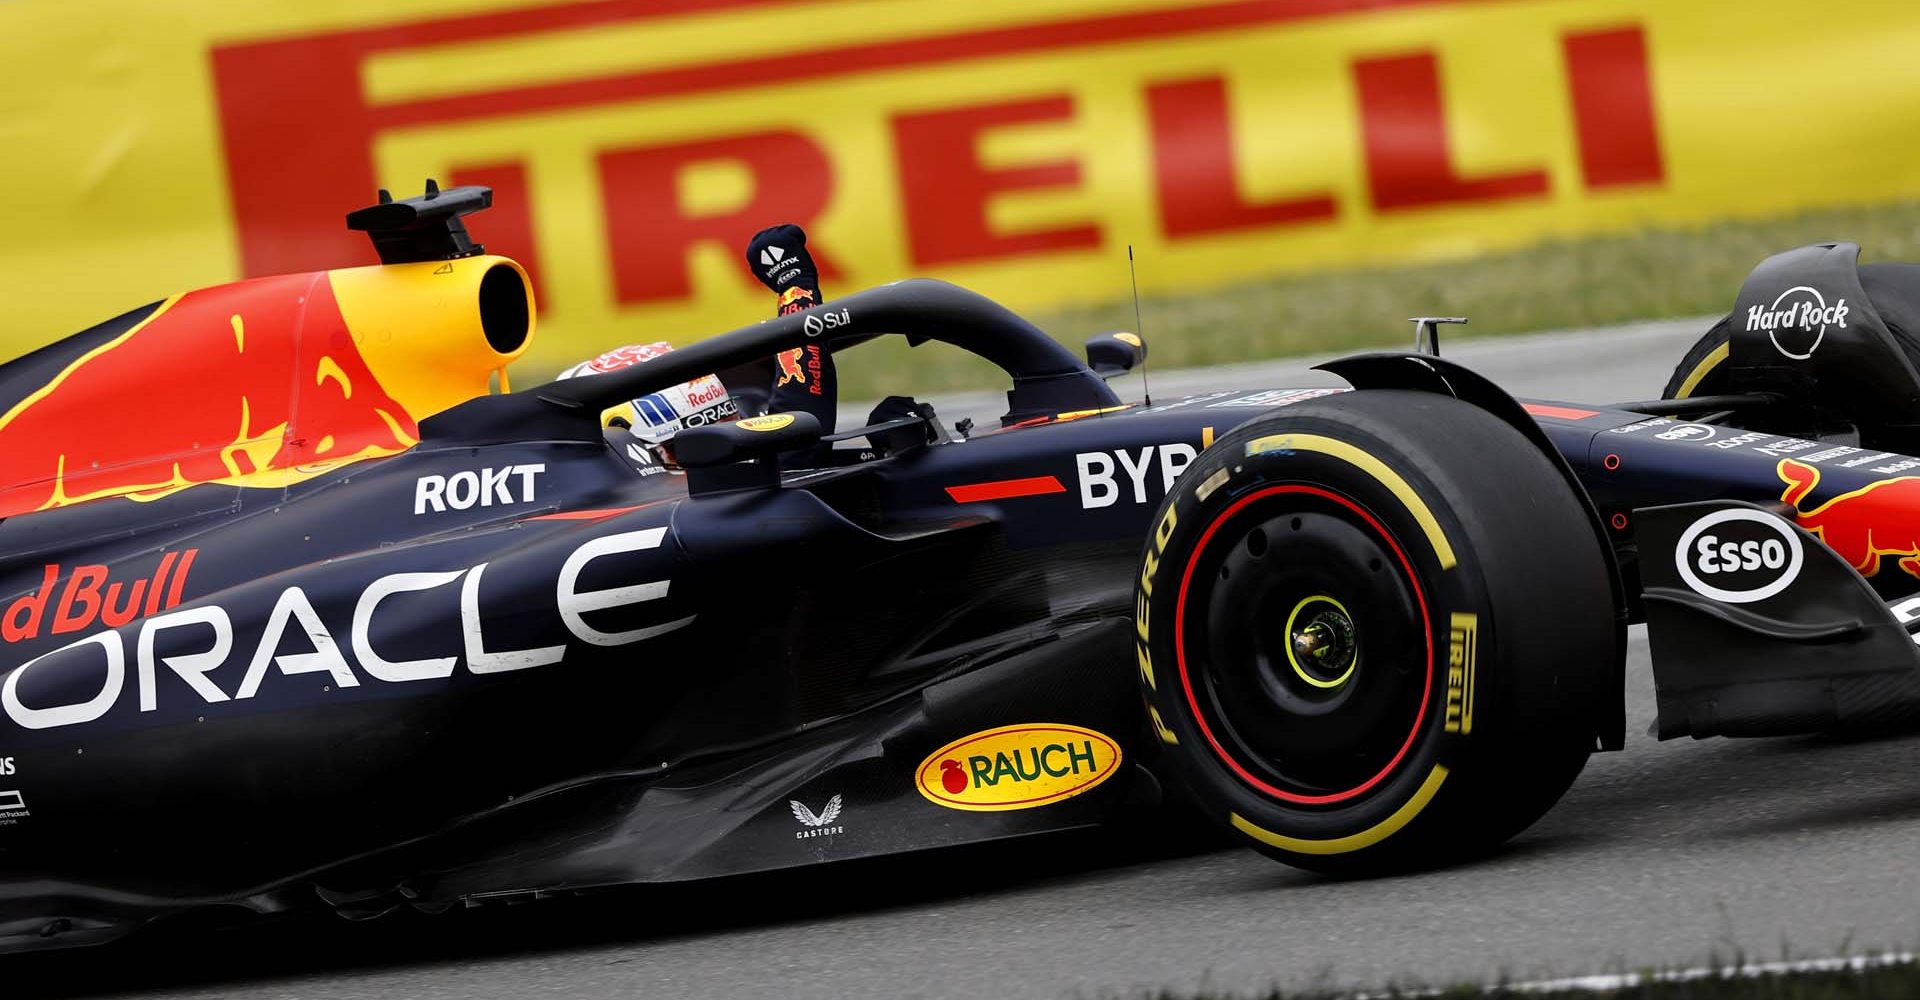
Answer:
[{"left": 23, "top": 318, "right": 1920, "bottom": 999}]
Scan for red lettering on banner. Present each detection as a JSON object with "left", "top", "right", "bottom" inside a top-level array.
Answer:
[
  {"left": 207, "top": 1, "right": 1655, "bottom": 284},
  {"left": 1355, "top": 51, "right": 1550, "bottom": 212},
  {"left": 210, "top": 0, "right": 1578, "bottom": 280},
  {"left": 212, "top": 34, "right": 378, "bottom": 274},
  {"left": 451, "top": 161, "right": 546, "bottom": 301},
  {"left": 893, "top": 96, "right": 1100, "bottom": 267},
  {"left": 1147, "top": 76, "right": 1337, "bottom": 238},
  {"left": 597, "top": 132, "right": 841, "bottom": 304},
  {"left": 1564, "top": 26, "right": 1664, "bottom": 189},
  {"left": 209, "top": 0, "right": 792, "bottom": 278}
]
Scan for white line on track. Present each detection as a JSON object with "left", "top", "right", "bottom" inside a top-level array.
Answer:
[{"left": 1356, "top": 951, "right": 1920, "bottom": 998}]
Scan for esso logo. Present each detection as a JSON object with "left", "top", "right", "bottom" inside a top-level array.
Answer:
[{"left": 1674, "top": 508, "right": 1804, "bottom": 604}]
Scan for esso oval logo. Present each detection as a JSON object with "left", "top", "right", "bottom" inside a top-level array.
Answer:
[{"left": 1674, "top": 508, "right": 1804, "bottom": 603}]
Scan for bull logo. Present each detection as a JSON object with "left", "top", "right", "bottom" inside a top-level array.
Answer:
[
  {"left": 1778, "top": 458, "right": 1920, "bottom": 579},
  {"left": 0, "top": 273, "right": 416, "bottom": 517},
  {"left": 777, "top": 286, "right": 816, "bottom": 316},
  {"left": 774, "top": 347, "right": 808, "bottom": 387}
]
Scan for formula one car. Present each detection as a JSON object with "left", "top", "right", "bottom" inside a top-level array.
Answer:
[{"left": 4, "top": 187, "right": 1920, "bottom": 954}]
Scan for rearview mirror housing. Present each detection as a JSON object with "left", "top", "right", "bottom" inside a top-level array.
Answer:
[
  {"left": 1086, "top": 332, "right": 1147, "bottom": 379},
  {"left": 675, "top": 411, "right": 824, "bottom": 495}
]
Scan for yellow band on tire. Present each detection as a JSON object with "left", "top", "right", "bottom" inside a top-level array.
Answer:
[
  {"left": 1673, "top": 340, "right": 1729, "bottom": 399},
  {"left": 1245, "top": 433, "right": 1457, "bottom": 570},
  {"left": 1228, "top": 764, "right": 1449, "bottom": 855}
]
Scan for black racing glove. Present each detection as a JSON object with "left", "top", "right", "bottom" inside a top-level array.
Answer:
[
  {"left": 746, "top": 224, "right": 837, "bottom": 436},
  {"left": 749, "top": 223, "right": 822, "bottom": 314}
]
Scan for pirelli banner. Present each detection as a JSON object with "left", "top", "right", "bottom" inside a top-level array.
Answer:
[{"left": 5, "top": 0, "right": 1920, "bottom": 371}]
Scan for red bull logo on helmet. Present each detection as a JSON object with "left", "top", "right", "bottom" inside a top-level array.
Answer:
[
  {"left": 681, "top": 376, "right": 729, "bottom": 410},
  {"left": 0, "top": 273, "right": 417, "bottom": 518},
  {"left": 631, "top": 376, "right": 737, "bottom": 435},
  {"left": 556, "top": 340, "right": 735, "bottom": 438},
  {"left": 1778, "top": 458, "right": 1920, "bottom": 579}
]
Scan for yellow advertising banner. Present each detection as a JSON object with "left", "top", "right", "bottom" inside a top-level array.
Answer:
[{"left": 3, "top": 0, "right": 1919, "bottom": 371}]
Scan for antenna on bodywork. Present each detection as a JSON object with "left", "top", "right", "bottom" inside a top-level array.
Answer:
[
  {"left": 1410, "top": 316, "right": 1467, "bottom": 356},
  {"left": 1129, "top": 245, "right": 1152, "bottom": 407}
]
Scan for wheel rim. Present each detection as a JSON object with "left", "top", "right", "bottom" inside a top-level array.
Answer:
[
  {"left": 1175, "top": 485, "right": 1436, "bottom": 806},
  {"left": 1284, "top": 594, "right": 1358, "bottom": 689}
]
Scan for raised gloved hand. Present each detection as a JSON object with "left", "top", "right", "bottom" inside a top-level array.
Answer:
[
  {"left": 747, "top": 224, "right": 824, "bottom": 316},
  {"left": 745, "top": 223, "right": 837, "bottom": 437}
]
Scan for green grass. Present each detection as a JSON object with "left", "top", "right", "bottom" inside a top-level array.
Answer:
[{"left": 830, "top": 200, "right": 1920, "bottom": 400}]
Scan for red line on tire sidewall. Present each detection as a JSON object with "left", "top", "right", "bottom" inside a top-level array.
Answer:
[{"left": 1173, "top": 484, "right": 1436, "bottom": 806}]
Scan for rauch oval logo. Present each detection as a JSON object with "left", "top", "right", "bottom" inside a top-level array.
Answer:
[
  {"left": 1674, "top": 508, "right": 1804, "bottom": 604},
  {"left": 915, "top": 723, "right": 1122, "bottom": 812}
]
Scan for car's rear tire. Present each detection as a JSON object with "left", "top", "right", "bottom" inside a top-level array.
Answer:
[
  {"left": 1663, "top": 315, "right": 1738, "bottom": 399},
  {"left": 1136, "top": 390, "right": 1617, "bottom": 875},
  {"left": 1664, "top": 310, "right": 1920, "bottom": 399}
]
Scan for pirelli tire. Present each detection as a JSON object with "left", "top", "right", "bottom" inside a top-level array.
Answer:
[
  {"left": 1664, "top": 311, "right": 1920, "bottom": 399},
  {"left": 1664, "top": 316, "right": 1738, "bottom": 399},
  {"left": 1135, "top": 390, "right": 1617, "bottom": 875}
]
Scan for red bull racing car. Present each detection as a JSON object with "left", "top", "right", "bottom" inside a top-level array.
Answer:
[{"left": 4, "top": 186, "right": 1920, "bottom": 953}]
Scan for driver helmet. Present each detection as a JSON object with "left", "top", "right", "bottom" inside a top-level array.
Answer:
[{"left": 556, "top": 342, "right": 739, "bottom": 465}]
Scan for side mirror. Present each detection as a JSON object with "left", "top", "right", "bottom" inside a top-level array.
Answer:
[
  {"left": 1086, "top": 332, "right": 1147, "bottom": 379},
  {"left": 675, "top": 411, "right": 824, "bottom": 495}
]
